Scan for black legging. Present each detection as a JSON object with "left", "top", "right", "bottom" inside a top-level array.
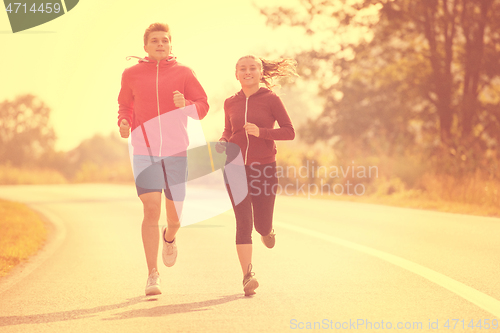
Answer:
[{"left": 226, "top": 162, "right": 278, "bottom": 244}]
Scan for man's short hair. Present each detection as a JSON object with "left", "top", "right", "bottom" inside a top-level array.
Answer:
[{"left": 144, "top": 23, "right": 171, "bottom": 45}]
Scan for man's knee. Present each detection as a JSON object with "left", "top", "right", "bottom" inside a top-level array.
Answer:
[
  {"left": 140, "top": 195, "right": 161, "bottom": 221},
  {"left": 143, "top": 205, "right": 161, "bottom": 223}
]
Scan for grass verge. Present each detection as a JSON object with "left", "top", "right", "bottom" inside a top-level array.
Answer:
[
  {"left": 0, "top": 199, "right": 47, "bottom": 278},
  {"left": 0, "top": 164, "right": 67, "bottom": 185},
  {"left": 306, "top": 191, "right": 500, "bottom": 218}
]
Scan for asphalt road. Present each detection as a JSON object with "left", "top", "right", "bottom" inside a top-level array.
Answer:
[{"left": 0, "top": 184, "right": 499, "bottom": 332}]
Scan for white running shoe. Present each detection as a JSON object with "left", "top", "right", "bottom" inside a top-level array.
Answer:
[
  {"left": 145, "top": 268, "right": 161, "bottom": 296},
  {"left": 162, "top": 226, "right": 177, "bottom": 267}
]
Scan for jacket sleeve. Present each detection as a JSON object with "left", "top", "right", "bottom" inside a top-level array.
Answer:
[
  {"left": 220, "top": 99, "right": 232, "bottom": 142},
  {"left": 117, "top": 69, "right": 134, "bottom": 127},
  {"left": 259, "top": 95, "right": 295, "bottom": 141},
  {"left": 183, "top": 69, "right": 209, "bottom": 120}
]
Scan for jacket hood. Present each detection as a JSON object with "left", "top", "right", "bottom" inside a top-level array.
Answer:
[{"left": 126, "top": 55, "right": 177, "bottom": 64}]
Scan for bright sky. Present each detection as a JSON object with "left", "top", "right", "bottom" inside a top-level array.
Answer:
[{"left": 1, "top": 0, "right": 307, "bottom": 151}]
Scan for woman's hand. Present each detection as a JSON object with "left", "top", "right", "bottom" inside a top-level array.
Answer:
[
  {"left": 243, "top": 122, "right": 260, "bottom": 137},
  {"left": 215, "top": 140, "right": 227, "bottom": 153}
]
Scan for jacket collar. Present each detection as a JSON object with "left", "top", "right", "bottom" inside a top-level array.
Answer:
[
  {"left": 236, "top": 87, "right": 269, "bottom": 99},
  {"left": 126, "top": 55, "right": 177, "bottom": 65}
]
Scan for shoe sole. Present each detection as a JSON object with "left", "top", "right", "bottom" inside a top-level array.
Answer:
[
  {"left": 244, "top": 279, "right": 259, "bottom": 296},
  {"left": 163, "top": 253, "right": 177, "bottom": 267},
  {"left": 145, "top": 285, "right": 161, "bottom": 296}
]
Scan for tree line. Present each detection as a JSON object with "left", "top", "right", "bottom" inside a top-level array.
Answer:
[
  {"left": 0, "top": 94, "right": 130, "bottom": 182},
  {"left": 3, "top": 1, "right": 500, "bottom": 182},
  {"left": 259, "top": 0, "right": 500, "bottom": 176}
]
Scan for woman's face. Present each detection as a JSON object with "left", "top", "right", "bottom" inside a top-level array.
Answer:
[{"left": 235, "top": 58, "right": 262, "bottom": 88}]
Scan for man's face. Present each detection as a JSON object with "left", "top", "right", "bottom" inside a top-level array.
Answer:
[{"left": 144, "top": 31, "right": 171, "bottom": 61}]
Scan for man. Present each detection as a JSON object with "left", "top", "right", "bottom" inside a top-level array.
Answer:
[{"left": 118, "top": 23, "right": 209, "bottom": 295}]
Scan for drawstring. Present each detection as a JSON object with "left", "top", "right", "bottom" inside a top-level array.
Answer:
[
  {"left": 126, "top": 56, "right": 150, "bottom": 62},
  {"left": 125, "top": 55, "right": 177, "bottom": 62}
]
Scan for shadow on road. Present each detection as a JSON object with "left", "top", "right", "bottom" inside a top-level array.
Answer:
[
  {"left": 103, "top": 294, "right": 243, "bottom": 320},
  {"left": 0, "top": 294, "right": 242, "bottom": 326}
]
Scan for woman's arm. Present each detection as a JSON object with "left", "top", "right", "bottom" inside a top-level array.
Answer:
[{"left": 259, "top": 95, "right": 295, "bottom": 141}]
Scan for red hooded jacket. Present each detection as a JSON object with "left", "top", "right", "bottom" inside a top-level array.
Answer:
[
  {"left": 118, "top": 56, "right": 209, "bottom": 157},
  {"left": 221, "top": 87, "right": 295, "bottom": 165}
]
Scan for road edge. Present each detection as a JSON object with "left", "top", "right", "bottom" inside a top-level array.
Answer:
[
  {"left": 0, "top": 204, "right": 67, "bottom": 295},
  {"left": 275, "top": 220, "right": 500, "bottom": 319}
]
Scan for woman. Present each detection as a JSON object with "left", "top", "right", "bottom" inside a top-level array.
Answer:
[{"left": 217, "top": 55, "right": 297, "bottom": 296}]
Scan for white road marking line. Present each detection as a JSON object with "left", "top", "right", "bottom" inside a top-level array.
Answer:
[{"left": 275, "top": 221, "right": 500, "bottom": 318}]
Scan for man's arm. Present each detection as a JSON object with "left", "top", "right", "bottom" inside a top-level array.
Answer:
[
  {"left": 117, "top": 70, "right": 134, "bottom": 130},
  {"left": 183, "top": 69, "right": 209, "bottom": 120}
]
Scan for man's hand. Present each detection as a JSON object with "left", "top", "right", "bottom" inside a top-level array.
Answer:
[
  {"left": 120, "top": 119, "right": 130, "bottom": 138},
  {"left": 173, "top": 90, "right": 185, "bottom": 108},
  {"left": 243, "top": 122, "right": 260, "bottom": 137}
]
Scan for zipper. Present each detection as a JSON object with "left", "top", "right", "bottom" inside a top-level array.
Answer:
[
  {"left": 244, "top": 97, "right": 249, "bottom": 164},
  {"left": 156, "top": 61, "right": 162, "bottom": 157}
]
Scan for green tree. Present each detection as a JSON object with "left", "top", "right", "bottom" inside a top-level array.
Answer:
[
  {"left": 0, "top": 94, "right": 56, "bottom": 166},
  {"left": 259, "top": 0, "right": 500, "bottom": 165},
  {"left": 66, "top": 133, "right": 131, "bottom": 181},
  {"left": 68, "top": 133, "right": 129, "bottom": 168}
]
